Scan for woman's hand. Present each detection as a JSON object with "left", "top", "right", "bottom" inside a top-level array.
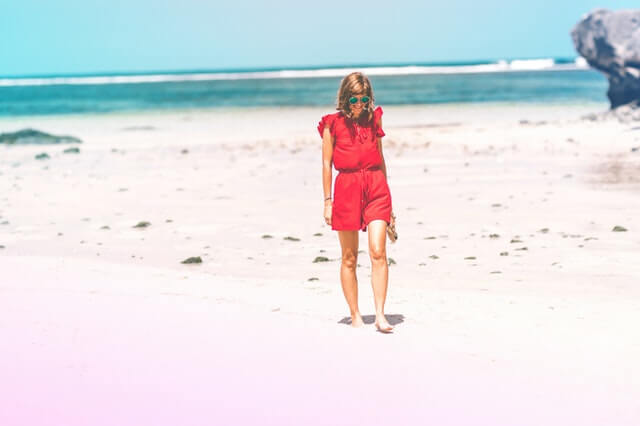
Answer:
[
  {"left": 324, "top": 200, "right": 332, "bottom": 226},
  {"left": 390, "top": 211, "right": 396, "bottom": 227}
]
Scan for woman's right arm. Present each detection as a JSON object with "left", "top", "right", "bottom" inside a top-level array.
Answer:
[{"left": 322, "top": 127, "right": 334, "bottom": 225}]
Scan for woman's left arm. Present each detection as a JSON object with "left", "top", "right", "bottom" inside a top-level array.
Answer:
[
  {"left": 376, "top": 117, "right": 388, "bottom": 180},
  {"left": 376, "top": 117, "right": 395, "bottom": 224}
]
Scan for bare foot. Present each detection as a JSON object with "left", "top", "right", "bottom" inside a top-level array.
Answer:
[
  {"left": 351, "top": 314, "right": 364, "bottom": 328},
  {"left": 375, "top": 316, "right": 394, "bottom": 333}
]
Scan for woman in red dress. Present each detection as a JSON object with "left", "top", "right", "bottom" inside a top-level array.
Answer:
[{"left": 318, "top": 72, "right": 395, "bottom": 333}]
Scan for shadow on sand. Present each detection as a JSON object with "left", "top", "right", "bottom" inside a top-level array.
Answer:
[{"left": 338, "top": 314, "right": 405, "bottom": 327}]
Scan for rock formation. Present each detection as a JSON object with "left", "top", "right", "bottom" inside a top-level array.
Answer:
[
  {"left": 0, "top": 128, "right": 82, "bottom": 145},
  {"left": 572, "top": 9, "right": 640, "bottom": 108}
]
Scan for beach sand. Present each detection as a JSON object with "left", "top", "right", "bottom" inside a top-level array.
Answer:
[{"left": 1, "top": 103, "right": 639, "bottom": 425}]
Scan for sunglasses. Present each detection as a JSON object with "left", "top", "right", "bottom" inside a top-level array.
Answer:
[{"left": 349, "top": 95, "right": 370, "bottom": 105}]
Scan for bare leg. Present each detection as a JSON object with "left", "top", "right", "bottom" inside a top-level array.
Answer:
[
  {"left": 337, "top": 230, "right": 363, "bottom": 327},
  {"left": 368, "top": 220, "right": 393, "bottom": 333}
]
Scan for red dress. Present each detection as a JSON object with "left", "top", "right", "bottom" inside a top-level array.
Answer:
[{"left": 318, "top": 106, "right": 393, "bottom": 232}]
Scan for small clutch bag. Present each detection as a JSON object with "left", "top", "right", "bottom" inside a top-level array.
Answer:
[{"left": 387, "top": 214, "right": 398, "bottom": 243}]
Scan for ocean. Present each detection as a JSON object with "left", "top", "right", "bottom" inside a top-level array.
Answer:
[{"left": 0, "top": 58, "right": 608, "bottom": 117}]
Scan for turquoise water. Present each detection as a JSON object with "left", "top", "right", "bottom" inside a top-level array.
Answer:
[{"left": 0, "top": 63, "right": 608, "bottom": 117}]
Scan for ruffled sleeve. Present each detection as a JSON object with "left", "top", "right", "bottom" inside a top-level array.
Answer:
[
  {"left": 317, "top": 113, "right": 337, "bottom": 138},
  {"left": 374, "top": 106, "right": 385, "bottom": 138}
]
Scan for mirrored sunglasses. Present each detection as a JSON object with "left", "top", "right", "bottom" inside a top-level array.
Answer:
[{"left": 349, "top": 96, "right": 370, "bottom": 105}]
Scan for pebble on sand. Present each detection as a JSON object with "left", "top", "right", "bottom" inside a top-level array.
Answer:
[
  {"left": 262, "top": 234, "right": 273, "bottom": 239},
  {"left": 612, "top": 225, "right": 628, "bottom": 232},
  {"left": 133, "top": 221, "right": 151, "bottom": 228},
  {"left": 35, "top": 153, "right": 50, "bottom": 160},
  {"left": 313, "top": 256, "right": 330, "bottom": 263},
  {"left": 284, "top": 236, "right": 300, "bottom": 241},
  {"left": 181, "top": 256, "right": 202, "bottom": 264}
]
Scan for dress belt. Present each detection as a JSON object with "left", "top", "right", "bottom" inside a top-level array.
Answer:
[{"left": 338, "top": 165, "right": 381, "bottom": 173}]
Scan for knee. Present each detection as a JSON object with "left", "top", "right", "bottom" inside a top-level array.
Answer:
[
  {"left": 341, "top": 251, "right": 358, "bottom": 270},
  {"left": 369, "top": 246, "right": 387, "bottom": 264}
]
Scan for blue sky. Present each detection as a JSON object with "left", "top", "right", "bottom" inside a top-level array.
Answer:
[{"left": 1, "top": 1, "right": 636, "bottom": 76}]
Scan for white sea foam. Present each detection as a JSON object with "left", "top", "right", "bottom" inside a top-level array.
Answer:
[
  {"left": 0, "top": 58, "right": 591, "bottom": 87},
  {"left": 574, "top": 56, "right": 589, "bottom": 68}
]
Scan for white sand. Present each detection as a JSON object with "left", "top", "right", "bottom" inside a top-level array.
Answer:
[{"left": 1, "top": 103, "right": 640, "bottom": 425}]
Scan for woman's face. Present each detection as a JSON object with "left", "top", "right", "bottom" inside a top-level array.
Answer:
[{"left": 348, "top": 92, "right": 369, "bottom": 118}]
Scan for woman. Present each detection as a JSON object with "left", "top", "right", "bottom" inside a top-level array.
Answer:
[{"left": 318, "top": 72, "right": 395, "bottom": 333}]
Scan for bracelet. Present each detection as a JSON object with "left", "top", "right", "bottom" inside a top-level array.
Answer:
[{"left": 324, "top": 197, "right": 332, "bottom": 201}]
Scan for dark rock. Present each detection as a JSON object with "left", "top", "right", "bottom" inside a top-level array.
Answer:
[
  {"left": 388, "top": 258, "right": 396, "bottom": 265},
  {"left": 35, "top": 153, "right": 50, "bottom": 160},
  {"left": 429, "top": 255, "right": 439, "bottom": 259},
  {"left": 489, "top": 233, "right": 500, "bottom": 239},
  {"left": 63, "top": 147, "right": 80, "bottom": 154},
  {"left": 572, "top": 9, "right": 640, "bottom": 108},
  {"left": 307, "top": 277, "right": 319, "bottom": 281},
  {"left": 313, "top": 256, "right": 329, "bottom": 263},
  {"left": 133, "top": 221, "right": 151, "bottom": 228},
  {"left": 261, "top": 234, "right": 273, "bottom": 239},
  {"left": 284, "top": 236, "right": 300, "bottom": 241},
  {"left": 122, "top": 125, "right": 155, "bottom": 131},
  {"left": 612, "top": 225, "right": 628, "bottom": 232},
  {"left": 181, "top": 256, "right": 202, "bottom": 264},
  {"left": 0, "top": 129, "right": 82, "bottom": 145},
  {"left": 500, "top": 252, "right": 509, "bottom": 256},
  {"left": 313, "top": 232, "right": 323, "bottom": 236},
  {"left": 464, "top": 256, "right": 476, "bottom": 260}
]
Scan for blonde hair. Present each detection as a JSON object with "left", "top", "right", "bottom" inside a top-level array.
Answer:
[{"left": 336, "top": 72, "right": 375, "bottom": 122}]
